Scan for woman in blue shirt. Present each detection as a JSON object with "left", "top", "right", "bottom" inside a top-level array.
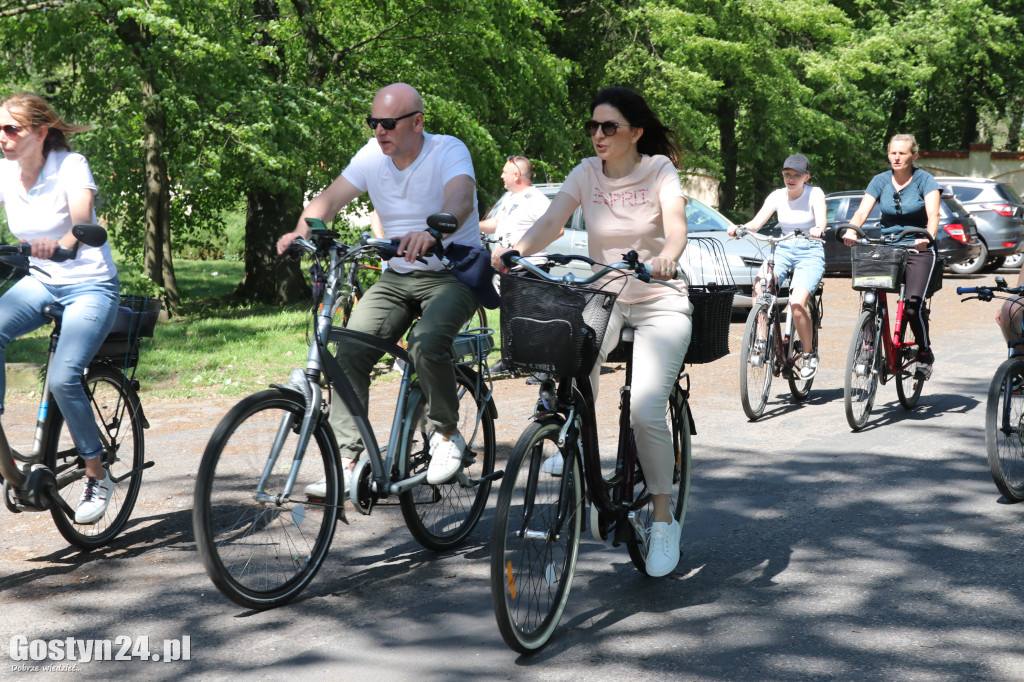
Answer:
[{"left": 842, "top": 133, "right": 941, "bottom": 378}]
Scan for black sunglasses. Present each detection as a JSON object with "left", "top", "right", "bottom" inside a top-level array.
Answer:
[
  {"left": 892, "top": 191, "right": 902, "bottom": 214},
  {"left": 0, "top": 124, "right": 25, "bottom": 137},
  {"left": 584, "top": 120, "right": 631, "bottom": 137},
  {"left": 365, "top": 111, "right": 421, "bottom": 131}
]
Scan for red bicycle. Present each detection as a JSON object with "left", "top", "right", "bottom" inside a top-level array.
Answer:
[{"left": 842, "top": 225, "right": 939, "bottom": 430}]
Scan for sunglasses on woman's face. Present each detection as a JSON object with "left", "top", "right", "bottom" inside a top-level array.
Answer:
[
  {"left": 0, "top": 124, "right": 25, "bottom": 137},
  {"left": 584, "top": 120, "right": 630, "bottom": 137}
]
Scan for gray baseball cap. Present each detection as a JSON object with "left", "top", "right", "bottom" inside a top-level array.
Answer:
[{"left": 782, "top": 154, "right": 810, "bottom": 174}]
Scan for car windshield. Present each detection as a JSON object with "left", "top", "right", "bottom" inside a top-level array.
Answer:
[{"left": 686, "top": 197, "right": 732, "bottom": 232}]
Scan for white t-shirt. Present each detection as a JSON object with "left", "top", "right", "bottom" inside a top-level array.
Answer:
[
  {"left": 342, "top": 132, "right": 480, "bottom": 273},
  {"left": 764, "top": 185, "right": 825, "bottom": 233},
  {"left": 0, "top": 151, "right": 116, "bottom": 284},
  {"left": 492, "top": 186, "right": 550, "bottom": 247}
]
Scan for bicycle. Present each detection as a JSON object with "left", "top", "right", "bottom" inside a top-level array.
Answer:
[
  {"left": 489, "top": 249, "right": 706, "bottom": 653},
  {"left": 842, "top": 224, "right": 940, "bottom": 431},
  {"left": 192, "top": 215, "right": 500, "bottom": 611},
  {"left": 0, "top": 224, "right": 157, "bottom": 549},
  {"left": 735, "top": 228, "right": 825, "bottom": 420},
  {"left": 956, "top": 277, "right": 1024, "bottom": 501}
]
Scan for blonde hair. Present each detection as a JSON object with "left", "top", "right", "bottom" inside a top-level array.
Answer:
[
  {"left": 1, "top": 93, "right": 90, "bottom": 154},
  {"left": 889, "top": 133, "right": 919, "bottom": 155}
]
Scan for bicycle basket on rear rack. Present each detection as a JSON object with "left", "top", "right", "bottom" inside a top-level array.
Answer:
[
  {"left": 93, "top": 295, "right": 162, "bottom": 370},
  {"left": 676, "top": 237, "right": 737, "bottom": 364},
  {"left": 499, "top": 272, "right": 617, "bottom": 378}
]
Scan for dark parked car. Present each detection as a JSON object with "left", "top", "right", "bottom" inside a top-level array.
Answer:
[
  {"left": 823, "top": 190, "right": 982, "bottom": 274},
  {"left": 933, "top": 176, "right": 1024, "bottom": 274}
]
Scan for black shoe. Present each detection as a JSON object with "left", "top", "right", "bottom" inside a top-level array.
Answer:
[
  {"left": 526, "top": 372, "right": 548, "bottom": 385},
  {"left": 490, "top": 359, "right": 507, "bottom": 374},
  {"left": 915, "top": 349, "right": 934, "bottom": 380}
]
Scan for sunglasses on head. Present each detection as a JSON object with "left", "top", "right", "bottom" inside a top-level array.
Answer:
[
  {"left": 0, "top": 124, "right": 25, "bottom": 137},
  {"left": 584, "top": 120, "right": 630, "bottom": 137},
  {"left": 365, "top": 110, "right": 420, "bottom": 131},
  {"left": 892, "top": 191, "right": 902, "bottom": 214}
]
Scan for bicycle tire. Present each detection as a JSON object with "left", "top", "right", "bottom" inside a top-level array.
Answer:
[
  {"left": 986, "top": 357, "right": 1024, "bottom": 502},
  {"left": 844, "top": 309, "right": 881, "bottom": 431},
  {"left": 626, "top": 384, "right": 692, "bottom": 574},
  {"left": 788, "top": 296, "right": 820, "bottom": 401},
  {"left": 47, "top": 366, "right": 145, "bottom": 550},
  {"left": 490, "top": 417, "right": 582, "bottom": 653},
  {"left": 739, "top": 301, "right": 774, "bottom": 420},
  {"left": 192, "top": 390, "right": 340, "bottom": 610},
  {"left": 400, "top": 368, "right": 496, "bottom": 551},
  {"left": 896, "top": 346, "right": 924, "bottom": 409}
]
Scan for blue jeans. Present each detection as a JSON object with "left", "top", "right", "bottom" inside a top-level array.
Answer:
[
  {"left": 772, "top": 239, "right": 825, "bottom": 295},
  {"left": 0, "top": 276, "right": 119, "bottom": 460}
]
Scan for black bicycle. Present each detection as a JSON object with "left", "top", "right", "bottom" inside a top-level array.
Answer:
[
  {"left": 957, "top": 277, "right": 1024, "bottom": 501},
  {"left": 0, "top": 225, "right": 157, "bottom": 549},
  {"left": 488, "top": 249, "right": 724, "bottom": 652}
]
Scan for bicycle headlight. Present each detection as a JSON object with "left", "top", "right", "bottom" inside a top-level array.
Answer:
[{"left": 863, "top": 291, "right": 876, "bottom": 306}]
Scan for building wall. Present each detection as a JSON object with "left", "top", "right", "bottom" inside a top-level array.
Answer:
[{"left": 918, "top": 144, "right": 1024, "bottom": 196}]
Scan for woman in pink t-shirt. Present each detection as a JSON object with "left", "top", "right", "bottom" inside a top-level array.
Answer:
[{"left": 492, "top": 87, "right": 691, "bottom": 577}]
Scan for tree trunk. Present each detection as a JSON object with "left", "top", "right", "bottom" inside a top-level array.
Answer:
[
  {"left": 717, "top": 92, "right": 739, "bottom": 217},
  {"left": 237, "top": 187, "right": 308, "bottom": 303},
  {"left": 140, "top": 80, "right": 179, "bottom": 309},
  {"left": 1007, "top": 98, "right": 1024, "bottom": 151}
]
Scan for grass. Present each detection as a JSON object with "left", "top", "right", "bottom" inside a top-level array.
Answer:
[{"left": 5, "top": 258, "right": 499, "bottom": 401}]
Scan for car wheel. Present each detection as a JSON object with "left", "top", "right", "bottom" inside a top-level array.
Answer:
[
  {"left": 948, "top": 241, "right": 989, "bottom": 275},
  {"left": 1005, "top": 253, "right": 1024, "bottom": 269}
]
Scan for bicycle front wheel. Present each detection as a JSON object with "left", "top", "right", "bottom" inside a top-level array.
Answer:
[
  {"left": 740, "top": 302, "right": 774, "bottom": 420},
  {"left": 845, "top": 309, "right": 881, "bottom": 431},
  {"left": 896, "top": 346, "right": 924, "bottom": 409},
  {"left": 400, "top": 368, "right": 496, "bottom": 551},
  {"left": 192, "top": 390, "right": 340, "bottom": 610},
  {"left": 490, "top": 417, "right": 582, "bottom": 653},
  {"left": 986, "top": 357, "right": 1024, "bottom": 502},
  {"left": 626, "top": 384, "right": 693, "bottom": 574},
  {"left": 788, "top": 296, "right": 820, "bottom": 401},
  {"left": 47, "top": 366, "right": 145, "bottom": 550}
]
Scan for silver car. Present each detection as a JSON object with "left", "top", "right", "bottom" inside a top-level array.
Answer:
[{"left": 530, "top": 183, "right": 764, "bottom": 307}]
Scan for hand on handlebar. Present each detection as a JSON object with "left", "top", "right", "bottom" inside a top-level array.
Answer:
[
  {"left": 277, "top": 230, "right": 306, "bottom": 255},
  {"left": 649, "top": 255, "right": 677, "bottom": 281},
  {"left": 841, "top": 228, "right": 859, "bottom": 246},
  {"left": 491, "top": 246, "right": 513, "bottom": 273},
  {"left": 396, "top": 229, "right": 437, "bottom": 263},
  {"left": 28, "top": 238, "right": 62, "bottom": 260}
]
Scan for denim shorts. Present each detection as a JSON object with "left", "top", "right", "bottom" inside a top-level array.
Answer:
[{"left": 769, "top": 239, "right": 825, "bottom": 294}]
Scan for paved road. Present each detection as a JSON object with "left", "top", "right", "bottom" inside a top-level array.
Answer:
[{"left": 1, "top": 272, "right": 1023, "bottom": 681}]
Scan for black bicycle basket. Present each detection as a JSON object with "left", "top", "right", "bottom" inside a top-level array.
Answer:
[
  {"left": 499, "top": 272, "right": 618, "bottom": 378},
  {"left": 851, "top": 244, "right": 908, "bottom": 292},
  {"left": 93, "top": 294, "right": 162, "bottom": 369}
]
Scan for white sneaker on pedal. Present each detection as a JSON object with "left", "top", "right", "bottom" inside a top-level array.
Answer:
[
  {"left": 645, "top": 519, "right": 681, "bottom": 577},
  {"left": 541, "top": 452, "right": 564, "bottom": 476},
  {"left": 75, "top": 470, "right": 114, "bottom": 524},
  {"left": 800, "top": 352, "right": 819, "bottom": 380},
  {"left": 426, "top": 431, "right": 467, "bottom": 484},
  {"left": 304, "top": 464, "right": 352, "bottom": 499}
]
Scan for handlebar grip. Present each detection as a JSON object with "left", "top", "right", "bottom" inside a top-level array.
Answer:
[
  {"left": 956, "top": 287, "right": 977, "bottom": 295},
  {"left": 500, "top": 250, "right": 521, "bottom": 269}
]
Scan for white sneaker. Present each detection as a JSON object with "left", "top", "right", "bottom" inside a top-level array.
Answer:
[
  {"left": 426, "top": 431, "right": 467, "bottom": 484},
  {"left": 304, "top": 464, "right": 352, "bottom": 498},
  {"left": 75, "top": 470, "right": 114, "bottom": 524},
  {"left": 541, "top": 452, "right": 564, "bottom": 476},
  {"left": 800, "top": 352, "right": 819, "bottom": 380},
  {"left": 645, "top": 519, "right": 681, "bottom": 577}
]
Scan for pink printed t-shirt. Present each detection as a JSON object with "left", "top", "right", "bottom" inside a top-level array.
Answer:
[{"left": 560, "top": 154, "right": 686, "bottom": 303}]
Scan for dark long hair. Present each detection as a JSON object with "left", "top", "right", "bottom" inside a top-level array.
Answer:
[{"left": 590, "top": 87, "right": 681, "bottom": 167}]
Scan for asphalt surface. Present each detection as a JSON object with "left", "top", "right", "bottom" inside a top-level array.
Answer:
[{"left": 1, "top": 269, "right": 1023, "bottom": 681}]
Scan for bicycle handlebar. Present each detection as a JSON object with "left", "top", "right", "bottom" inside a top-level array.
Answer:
[
  {"left": 734, "top": 227, "right": 827, "bottom": 244},
  {"left": 499, "top": 250, "right": 683, "bottom": 291},
  {"left": 836, "top": 223, "right": 934, "bottom": 247},
  {"left": 0, "top": 224, "right": 108, "bottom": 265}
]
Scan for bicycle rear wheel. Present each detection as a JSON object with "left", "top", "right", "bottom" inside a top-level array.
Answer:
[
  {"left": 47, "top": 366, "right": 145, "bottom": 550},
  {"left": 896, "top": 346, "right": 924, "bottom": 409},
  {"left": 845, "top": 309, "right": 881, "bottom": 431},
  {"left": 626, "top": 384, "right": 692, "bottom": 574},
  {"left": 986, "top": 357, "right": 1024, "bottom": 502},
  {"left": 740, "top": 302, "right": 775, "bottom": 420},
  {"left": 490, "top": 417, "right": 582, "bottom": 653},
  {"left": 400, "top": 368, "right": 496, "bottom": 551},
  {"left": 788, "top": 296, "right": 820, "bottom": 401},
  {"left": 192, "top": 390, "right": 340, "bottom": 610}
]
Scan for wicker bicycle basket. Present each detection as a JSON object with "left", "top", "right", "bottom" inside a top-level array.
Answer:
[
  {"left": 93, "top": 294, "right": 162, "bottom": 369},
  {"left": 684, "top": 284, "right": 737, "bottom": 364},
  {"left": 499, "top": 272, "right": 618, "bottom": 378}
]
